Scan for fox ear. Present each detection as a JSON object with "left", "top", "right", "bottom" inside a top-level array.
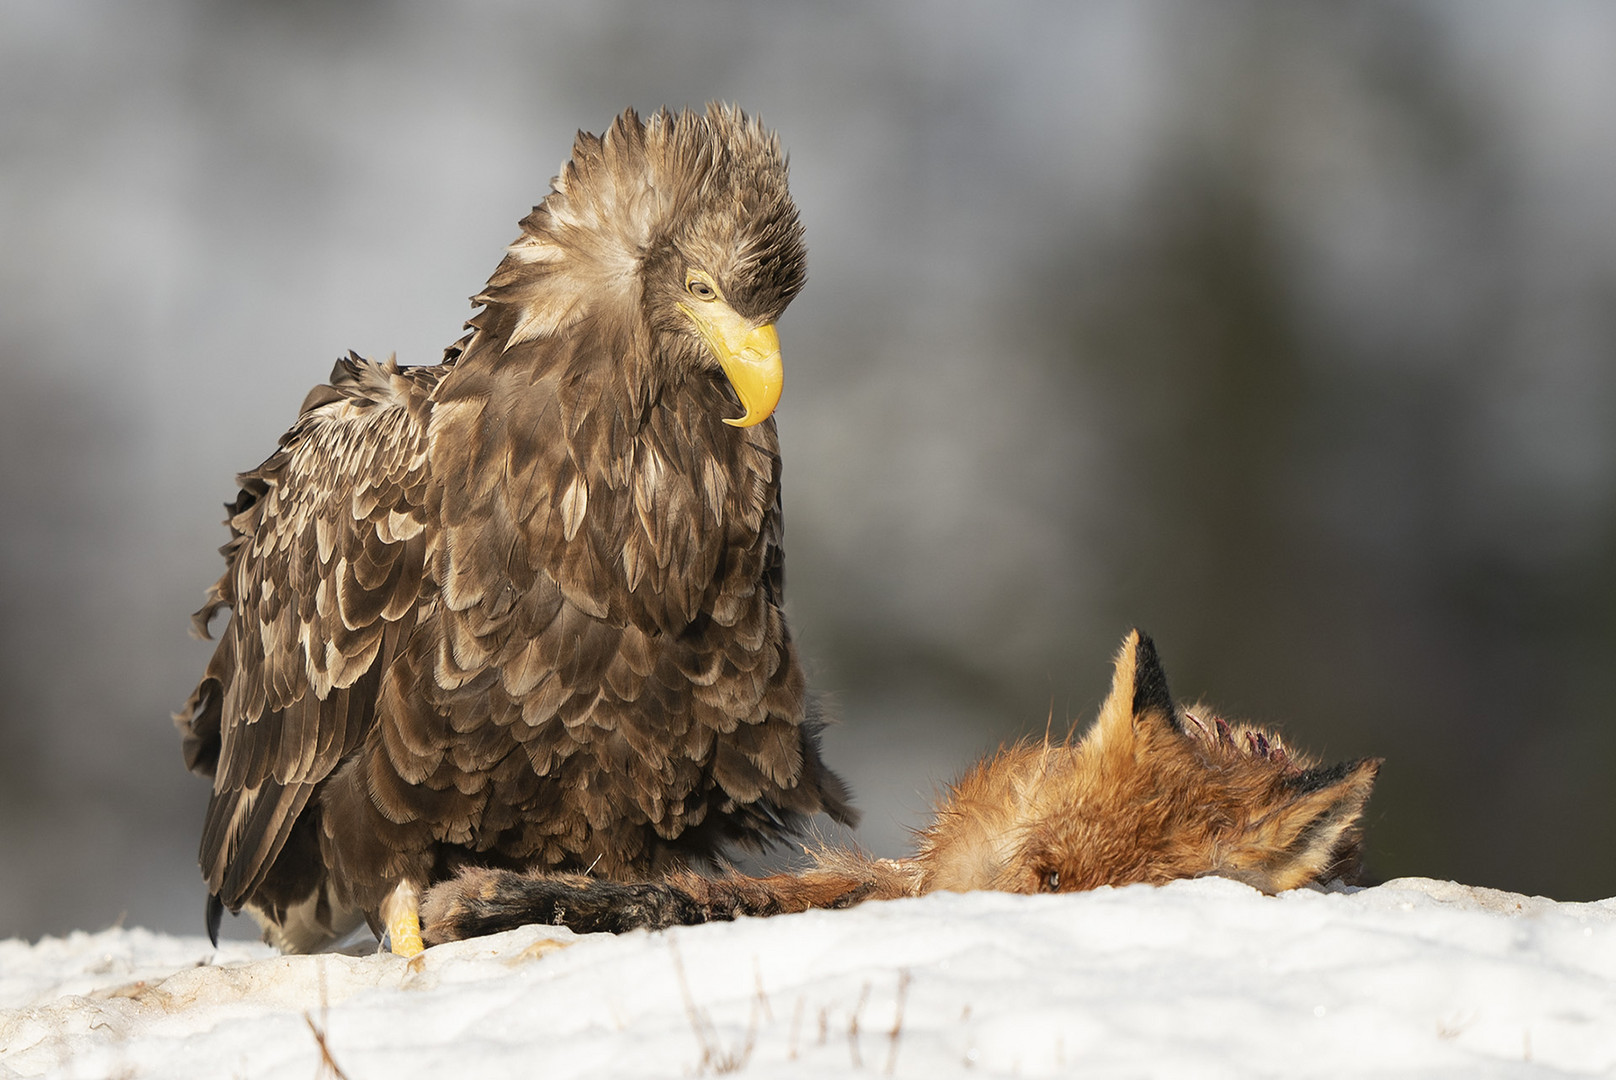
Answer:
[
  {"left": 1219, "top": 757, "right": 1383, "bottom": 891},
  {"left": 1093, "top": 629, "right": 1181, "bottom": 747},
  {"left": 1129, "top": 631, "right": 1179, "bottom": 733}
]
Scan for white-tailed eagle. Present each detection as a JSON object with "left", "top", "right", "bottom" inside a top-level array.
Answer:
[{"left": 176, "top": 105, "right": 854, "bottom": 955}]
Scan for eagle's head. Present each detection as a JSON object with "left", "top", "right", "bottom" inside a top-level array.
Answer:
[{"left": 473, "top": 104, "right": 807, "bottom": 427}]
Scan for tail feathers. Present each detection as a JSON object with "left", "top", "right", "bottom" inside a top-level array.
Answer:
[{"left": 206, "top": 893, "right": 223, "bottom": 947}]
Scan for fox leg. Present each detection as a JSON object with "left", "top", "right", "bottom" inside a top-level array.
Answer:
[
  {"left": 380, "top": 879, "right": 425, "bottom": 956},
  {"left": 688, "top": 869, "right": 886, "bottom": 920},
  {"left": 421, "top": 872, "right": 706, "bottom": 941},
  {"left": 420, "top": 863, "right": 915, "bottom": 944}
]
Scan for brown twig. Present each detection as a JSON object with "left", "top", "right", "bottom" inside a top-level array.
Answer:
[
  {"left": 883, "top": 969, "right": 911, "bottom": 1076},
  {"left": 788, "top": 995, "right": 805, "bottom": 1061},
  {"left": 669, "top": 937, "right": 758, "bottom": 1075},
  {"left": 304, "top": 959, "right": 351, "bottom": 1080},
  {"left": 848, "top": 980, "right": 871, "bottom": 1069}
]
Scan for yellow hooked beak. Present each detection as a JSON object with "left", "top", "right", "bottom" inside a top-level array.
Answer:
[{"left": 678, "top": 301, "right": 783, "bottom": 428}]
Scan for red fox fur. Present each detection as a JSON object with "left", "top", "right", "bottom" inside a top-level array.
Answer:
[{"left": 420, "top": 631, "right": 1380, "bottom": 942}]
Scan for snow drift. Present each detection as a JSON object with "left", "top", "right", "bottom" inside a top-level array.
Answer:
[{"left": 3, "top": 876, "right": 1614, "bottom": 1078}]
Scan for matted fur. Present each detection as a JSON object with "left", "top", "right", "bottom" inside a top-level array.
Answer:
[
  {"left": 175, "top": 105, "right": 851, "bottom": 953},
  {"left": 422, "top": 631, "right": 1380, "bottom": 942}
]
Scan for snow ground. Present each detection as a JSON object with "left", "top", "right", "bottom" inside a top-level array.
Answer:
[{"left": 2, "top": 877, "right": 1613, "bottom": 1079}]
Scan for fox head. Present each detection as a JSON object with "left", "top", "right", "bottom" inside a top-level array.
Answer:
[{"left": 918, "top": 630, "right": 1380, "bottom": 896}]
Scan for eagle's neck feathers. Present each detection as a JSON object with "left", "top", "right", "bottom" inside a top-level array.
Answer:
[{"left": 422, "top": 106, "right": 793, "bottom": 627}]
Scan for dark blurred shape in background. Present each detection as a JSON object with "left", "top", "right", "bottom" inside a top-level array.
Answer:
[{"left": 3, "top": 1, "right": 1613, "bottom": 941}]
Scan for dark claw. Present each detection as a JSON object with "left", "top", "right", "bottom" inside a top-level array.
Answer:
[{"left": 206, "top": 893, "right": 224, "bottom": 947}]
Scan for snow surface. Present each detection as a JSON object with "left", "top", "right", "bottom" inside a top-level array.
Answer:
[{"left": 3, "top": 877, "right": 1614, "bottom": 1079}]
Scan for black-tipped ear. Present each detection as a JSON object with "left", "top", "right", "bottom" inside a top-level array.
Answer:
[
  {"left": 1287, "top": 758, "right": 1375, "bottom": 795},
  {"left": 1243, "top": 756, "right": 1382, "bottom": 890},
  {"left": 1130, "top": 631, "right": 1180, "bottom": 732}
]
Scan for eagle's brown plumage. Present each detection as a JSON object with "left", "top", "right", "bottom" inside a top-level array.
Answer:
[{"left": 175, "top": 105, "right": 854, "bottom": 952}]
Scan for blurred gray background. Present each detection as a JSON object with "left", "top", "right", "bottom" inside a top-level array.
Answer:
[{"left": 4, "top": 0, "right": 1614, "bottom": 943}]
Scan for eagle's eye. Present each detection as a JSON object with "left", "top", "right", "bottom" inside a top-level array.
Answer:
[
  {"left": 1042, "top": 870, "right": 1060, "bottom": 892},
  {"left": 685, "top": 275, "right": 719, "bottom": 301}
]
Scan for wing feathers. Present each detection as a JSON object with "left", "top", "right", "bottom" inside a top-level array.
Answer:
[{"left": 188, "top": 357, "right": 438, "bottom": 911}]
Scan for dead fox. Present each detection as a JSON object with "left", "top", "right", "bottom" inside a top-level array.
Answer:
[{"left": 421, "top": 631, "right": 1380, "bottom": 942}]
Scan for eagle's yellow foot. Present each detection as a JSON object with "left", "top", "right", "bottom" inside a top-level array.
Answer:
[{"left": 380, "top": 880, "right": 424, "bottom": 957}]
